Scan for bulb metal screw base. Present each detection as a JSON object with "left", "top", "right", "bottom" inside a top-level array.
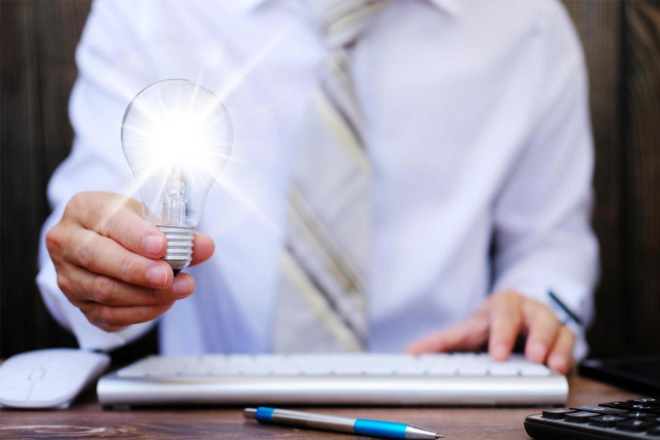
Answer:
[{"left": 158, "top": 225, "right": 194, "bottom": 273}]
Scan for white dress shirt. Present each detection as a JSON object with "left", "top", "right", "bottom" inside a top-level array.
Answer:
[{"left": 37, "top": 0, "right": 599, "bottom": 359}]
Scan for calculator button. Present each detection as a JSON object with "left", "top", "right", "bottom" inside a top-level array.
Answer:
[
  {"left": 627, "top": 403, "right": 657, "bottom": 412},
  {"left": 600, "top": 402, "right": 628, "bottom": 409},
  {"left": 541, "top": 408, "right": 574, "bottom": 420},
  {"left": 647, "top": 425, "right": 660, "bottom": 436},
  {"left": 589, "top": 415, "right": 626, "bottom": 428},
  {"left": 565, "top": 411, "right": 599, "bottom": 423},
  {"left": 616, "top": 419, "right": 653, "bottom": 432},
  {"left": 627, "top": 412, "right": 653, "bottom": 419},
  {"left": 572, "top": 405, "right": 628, "bottom": 415}
]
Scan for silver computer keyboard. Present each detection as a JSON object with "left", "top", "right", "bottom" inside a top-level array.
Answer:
[{"left": 98, "top": 353, "right": 568, "bottom": 407}]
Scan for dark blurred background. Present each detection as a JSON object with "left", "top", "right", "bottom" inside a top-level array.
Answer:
[{"left": 1, "top": 0, "right": 659, "bottom": 359}]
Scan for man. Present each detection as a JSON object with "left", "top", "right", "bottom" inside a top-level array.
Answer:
[{"left": 38, "top": 0, "right": 598, "bottom": 374}]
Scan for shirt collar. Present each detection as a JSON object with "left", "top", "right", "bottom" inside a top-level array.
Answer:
[
  {"left": 429, "top": 0, "right": 461, "bottom": 16},
  {"left": 240, "top": 0, "right": 462, "bottom": 16}
]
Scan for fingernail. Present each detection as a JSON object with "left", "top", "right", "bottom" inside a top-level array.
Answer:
[
  {"left": 549, "top": 356, "right": 567, "bottom": 373},
  {"left": 173, "top": 277, "right": 193, "bottom": 298},
  {"left": 143, "top": 235, "right": 164, "bottom": 256},
  {"left": 530, "top": 341, "right": 546, "bottom": 361},
  {"left": 146, "top": 265, "right": 168, "bottom": 287},
  {"left": 492, "top": 343, "right": 509, "bottom": 360}
]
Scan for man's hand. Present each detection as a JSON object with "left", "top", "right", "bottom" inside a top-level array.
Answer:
[
  {"left": 405, "top": 291, "right": 575, "bottom": 374},
  {"left": 45, "top": 192, "right": 215, "bottom": 332}
]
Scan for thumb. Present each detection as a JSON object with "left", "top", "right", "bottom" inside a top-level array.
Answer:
[{"left": 189, "top": 232, "right": 215, "bottom": 266}]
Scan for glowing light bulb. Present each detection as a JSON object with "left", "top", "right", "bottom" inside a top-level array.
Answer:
[{"left": 121, "top": 79, "right": 232, "bottom": 273}]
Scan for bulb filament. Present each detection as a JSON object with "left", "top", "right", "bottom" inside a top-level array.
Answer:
[{"left": 162, "top": 167, "right": 186, "bottom": 226}]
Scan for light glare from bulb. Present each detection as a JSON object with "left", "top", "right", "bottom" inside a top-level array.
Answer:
[
  {"left": 135, "top": 108, "right": 230, "bottom": 181},
  {"left": 121, "top": 79, "right": 232, "bottom": 228}
]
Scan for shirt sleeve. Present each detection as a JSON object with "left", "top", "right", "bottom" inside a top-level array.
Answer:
[
  {"left": 491, "top": 2, "right": 599, "bottom": 360},
  {"left": 36, "top": 0, "right": 160, "bottom": 351}
]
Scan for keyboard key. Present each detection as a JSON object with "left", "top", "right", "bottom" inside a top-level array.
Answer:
[
  {"left": 427, "top": 366, "right": 458, "bottom": 376},
  {"left": 227, "top": 355, "right": 255, "bottom": 364},
  {"left": 394, "top": 365, "right": 428, "bottom": 375},
  {"left": 565, "top": 411, "right": 599, "bottom": 423},
  {"left": 329, "top": 365, "right": 364, "bottom": 375},
  {"left": 616, "top": 419, "right": 653, "bottom": 432},
  {"left": 363, "top": 365, "right": 397, "bottom": 375},
  {"left": 110, "top": 353, "right": 564, "bottom": 383},
  {"left": 301, "top": 366, "right": 333, "bottom": 376},
  {"left": 214, "top": 366, "right": 241, "bottom": 376},
  {"left": 541, "top": 408, "right": 574, "bottom": 420},
  {"left": 239, "top": 365, "right": 272, "bottom": 376},
  {"left": 458, "top": 366, "right": 489, "bottom": 376},
  {"left": 520, "top": 365, "right": 551, "bottom": 377},
  {"left": 589, "top": 415, "right": 626, "bottom": 428},
  {"left": 117, "top": 368, "right": 148, "bottom": 378},
  {"left": 271, "top": 366, "right": 303, "bottom": 376},
  {"left": 572, "top": 405, "right": 628, "bottom": 415},
  {"left": 488, "top": 365, "right": 520, "bottom": 376}
]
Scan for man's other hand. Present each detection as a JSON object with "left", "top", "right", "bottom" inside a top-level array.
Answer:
[
  {"left": 45, "top": 192, "right": 215, "bottom": 332},
  {"left": 405, "top": 291, "right": 575, "bottom": 374}
]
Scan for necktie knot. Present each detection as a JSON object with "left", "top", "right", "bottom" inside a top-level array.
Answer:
[{"left": 311, "top": 0, "right": 389, "bottom": 49}]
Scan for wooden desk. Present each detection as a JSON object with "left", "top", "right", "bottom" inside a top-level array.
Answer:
[{"left": 0, "top": 375, "right": 639, "bottom": 439}]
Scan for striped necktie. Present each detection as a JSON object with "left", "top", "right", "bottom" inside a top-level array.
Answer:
[{"left": 273, "top": 0, "right": 389, "bottom": 353}]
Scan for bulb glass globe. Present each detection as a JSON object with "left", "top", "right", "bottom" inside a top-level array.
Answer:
[{"left": 121, "top": 79, "right": 232, "bottom": 271}]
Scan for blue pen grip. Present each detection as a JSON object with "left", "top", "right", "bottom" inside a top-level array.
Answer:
[
  {"left": 354, "top": 419, "right": 408, "bottom": 439},
  {"left": 255, "top": 407, "right": 276, "bottom": 423}
]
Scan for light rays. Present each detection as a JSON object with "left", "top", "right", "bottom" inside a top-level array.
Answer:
[
  {"left": 109, "top": 19, "right": 298, "bottom": 230},
  {"left": 211, "top": 174, "right": 281, "bottom": 235},
  {"left": 121, "top": 79, "right": 233, "bottom": 227},
  {"left": 216, "top": 22, "right": 296, "bottom": 102}
]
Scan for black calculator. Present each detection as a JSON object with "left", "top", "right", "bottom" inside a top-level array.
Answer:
[{"left": 525, "top": 397, "right": 660, "bottom": 439}]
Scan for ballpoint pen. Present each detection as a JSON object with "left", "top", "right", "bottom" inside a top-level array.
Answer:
[
  {"left": 244, "top": 407, "right": 443, "bottom": 439},
  {"left": 548, "top": 290, "right": 583, "bottom": 327}
]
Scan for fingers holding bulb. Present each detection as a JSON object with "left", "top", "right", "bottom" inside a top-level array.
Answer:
[
  {"left": 58, "top": 262, "right": 194, "bottom": 307},
  {"left": 62, "top": 226, "right": 174, "bottom": 289},
  {"left": 66, "top": 192, "right": 167, "bottom": 259},
  {"left": 54, "top": 260, "right": 195, "bottom": 332}
]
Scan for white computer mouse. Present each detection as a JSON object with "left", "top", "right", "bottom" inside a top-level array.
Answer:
[{"left": 0, "top": 348, "right": 110, "bottom": 408}]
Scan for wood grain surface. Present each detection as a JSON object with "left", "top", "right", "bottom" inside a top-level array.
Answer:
[
  {"left": 0, "top": 375, "right": 641, "bottom": 439},
  {"left": 2, "top": 1, "right": 660, "bottom": 359}
]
